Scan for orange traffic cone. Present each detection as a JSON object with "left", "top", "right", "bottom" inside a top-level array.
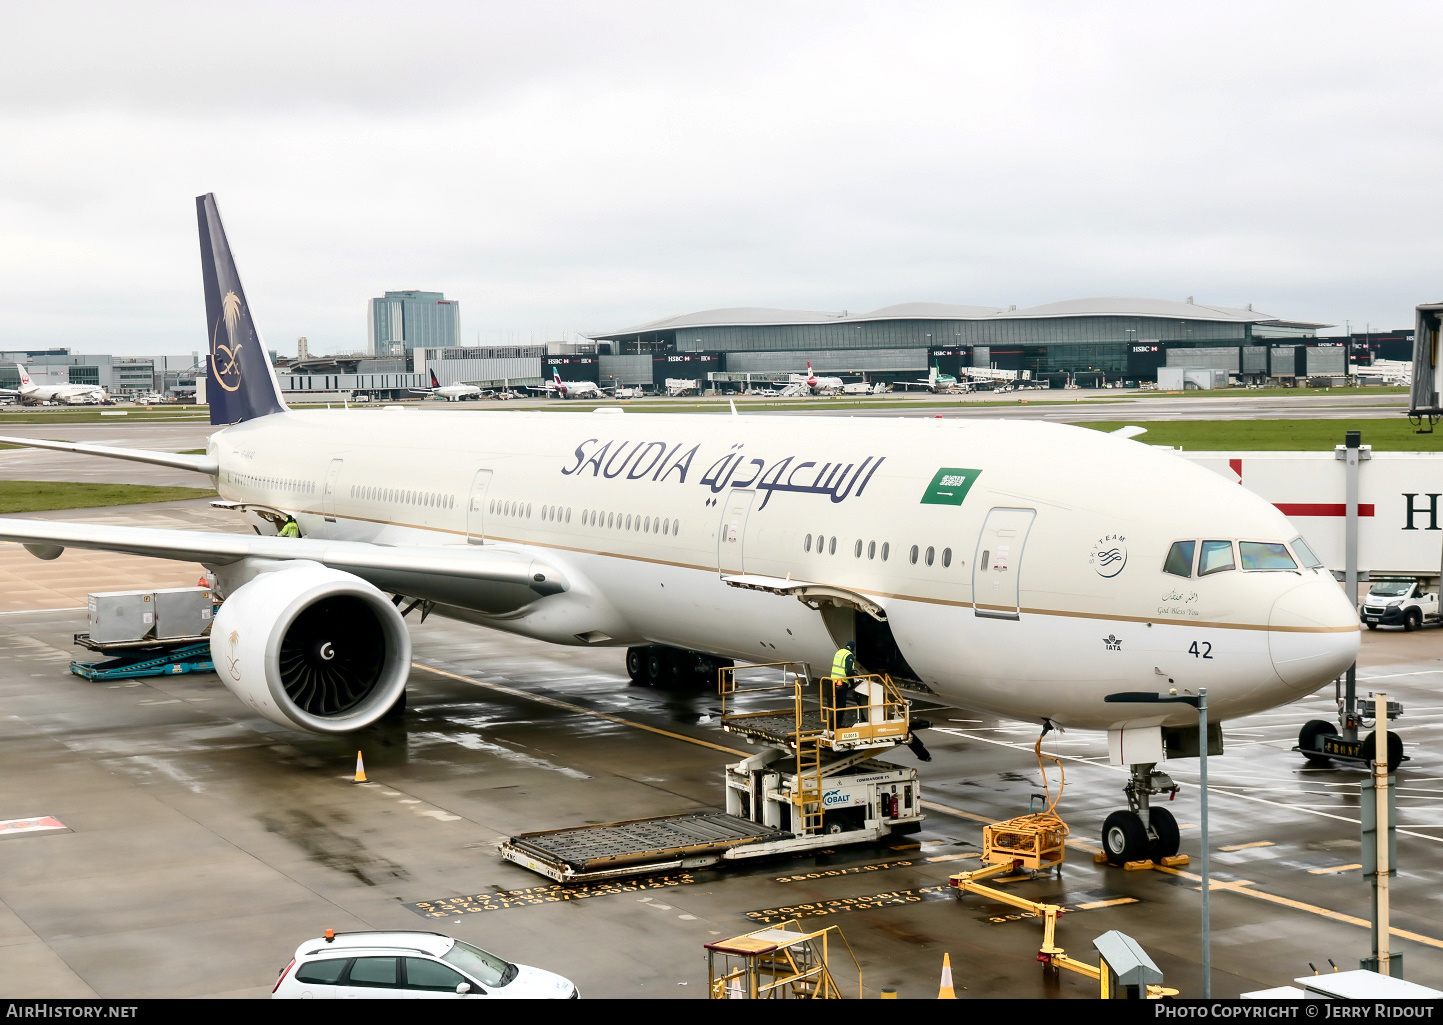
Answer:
[
  {"left": 938, "top": 953, "right": 956, "bottom": 999},
  {"left": 353, "top": 751, "right": 368, "bottom": 783},
  {"left": 196, "top": 576, "right": 207, "bottom": 587}
]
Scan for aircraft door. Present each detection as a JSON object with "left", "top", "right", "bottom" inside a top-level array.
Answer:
[
  {"left": 321, "top": 458, "right": 343, "bottom": 522},
  {"left": 973, "top": 507, "right": 1036, "bottom": 620},
  {"left": 716, "top": 489, "right": 756, "bottom": 576},
  {"left": 465, "top": 470, "right": 494, "bottom": 544}
]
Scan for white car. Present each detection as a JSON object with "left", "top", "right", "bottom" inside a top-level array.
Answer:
[{"left": 272, "top": 930, "right": 578, "bottom": 999}]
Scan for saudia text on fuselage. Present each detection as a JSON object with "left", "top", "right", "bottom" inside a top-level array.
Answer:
[{"left": 560, "top": 437, "right": 886, "bottom": 508}]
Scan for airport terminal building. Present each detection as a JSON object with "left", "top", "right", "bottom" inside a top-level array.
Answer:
[{"left": 584, "top": 298, "right": 1338, "bottom": 388}]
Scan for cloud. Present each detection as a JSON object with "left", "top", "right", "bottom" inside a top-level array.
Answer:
[{"left": 0, "top": 1, "right": 1440, "bottom": 356}]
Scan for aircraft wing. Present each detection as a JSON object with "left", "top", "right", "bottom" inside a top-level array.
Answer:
[
  {"left": 0, "top": 435, "right": 219, "bottom": 475},
  {"left": 0, "top": 519, "right": 566, "bottom": 601}
]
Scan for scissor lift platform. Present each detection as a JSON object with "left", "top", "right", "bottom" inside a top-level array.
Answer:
[
  {"left": 498, "top": 811, "right": 791, "bottom": 883},
  {"left": 498, "top": 662, "right": 927, "bottom": 884}
]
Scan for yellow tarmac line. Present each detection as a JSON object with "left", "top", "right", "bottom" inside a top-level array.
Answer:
[
  {"left": 920, "top": 799, "right": 995, "bottom": 825},
  {"left": 1307, "top": 864, "right": 1363, "bottom": 875},
  {"left": 413, "top": 662, "right": 750, "bottom": 757},
  {"left": 1218, "top": 841, "right": 1275, "bottom": 852},
  {"left": 1151, "top": 866, "right": 1443, "bottom": 950}
]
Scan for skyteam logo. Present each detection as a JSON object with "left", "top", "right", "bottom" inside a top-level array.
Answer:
[{"left": 1089, "top": 534, "right": 1127, "bottom": 577}]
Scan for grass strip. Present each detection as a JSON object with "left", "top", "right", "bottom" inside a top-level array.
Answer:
[
  {"left": 0, "top": 481, "right": 217, "bottom": 514},
  {"left": 1076, "top": 418, "right": 1442, "bottom": 452}
]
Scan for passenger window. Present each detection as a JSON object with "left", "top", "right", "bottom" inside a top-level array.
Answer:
[
  {"left": 1240, "top": 542, "right": 1297, "bottom": 571},
  {"left": 828, "top": 536, "right": 836, "bottom": 555},
  {"left": 942, "top": 547, "right": 952, "bottom": 568},
  {"left": 854, "top": 539, "right": 862, "bottom": 558},
  {"left": 881, "top": 542, "right": 889, "bottom": 561},
  {"left": 405, "top": 958, "right": 469, "bottom": 993},
  {"left": 925, "top": 546, "right": 935, "bottom": 566},
  {"left": 804, "top": 534, "right": 812, "bottom": 552},
  {"left": 644, "top": 516, "right": 651, "bottom": 532},
  {"left": 981, "top": 550, "right": 990, "bottom": 571},
  {"left": 1163, "top": 541, "right": 1195, "bottom": 578},
  {"left": 867, "top": 541, "right": 876, "bottom": 560},
  {"left": 1291, "top": 536, "right": 1323, "bottom": 569},
  {"left": 909, "top": 545, "right": 919, "bottom": 565},
  {"left": 347, "top": 957, "right": 399, "bottom": 988},
  {"left": 663, "top": 518, "right": 670, "bottom": 535},
  {"left": 1198, "top": 540, "right": 1235, "bottom": 576},
  {"left": 295, "top": 958, "right": 349, "bottom": 985}
]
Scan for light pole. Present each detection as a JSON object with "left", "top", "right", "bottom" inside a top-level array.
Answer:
[{"left": 1105, "top": 688, "right": 1210, "bottom": 996}]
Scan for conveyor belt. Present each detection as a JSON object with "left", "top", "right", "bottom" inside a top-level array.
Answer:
[{"left": 507, "top": 811, "right": 790, "bottom": 872}]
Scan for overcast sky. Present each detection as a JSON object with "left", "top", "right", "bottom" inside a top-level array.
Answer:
[{"left": 1, "top": 1, "right": 1439, "bottom": 357}]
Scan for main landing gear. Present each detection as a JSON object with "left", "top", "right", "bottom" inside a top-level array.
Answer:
[
  {"left": 1100, "top": 762, "right": 1181, "bottom": 866},
  {"left": 625, "top": 645, "right": 733, "bottom": 689}
]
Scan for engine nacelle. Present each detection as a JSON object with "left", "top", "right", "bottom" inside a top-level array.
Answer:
[{"left": 210, "top": 565, "right": 411, "bottom": 733}]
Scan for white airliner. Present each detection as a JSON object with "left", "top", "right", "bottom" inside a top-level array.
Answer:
[
  {"left": 536, "top": 368, "right": 602, "bottom": 399},
  {"left": 789, "top": 362, "right": 842, "bottom": 393},
  {"left": 0, "top": 195, "right": 1360, "bottom": 866},
  {"left": 2, "top": 364, "right": 108, "bottom": 405},
  {"left": 428, "top": 370, "right": 483, "bottom": 402}
]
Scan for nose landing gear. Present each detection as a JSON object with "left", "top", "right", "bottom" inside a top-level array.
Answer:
[{"left": 1100, "top": 762, "right": 1181, "bottom": 865}]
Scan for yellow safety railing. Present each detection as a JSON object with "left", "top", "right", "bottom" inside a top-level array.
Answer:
[
  {"left": 818, "top": 672, "right": 910, "bottom": 745},
  {"left": 706, "top": 920, "right": 862, "bottom": 999},
  {"left": 718, "top": 661, "right": 810, "bottom": 716}
]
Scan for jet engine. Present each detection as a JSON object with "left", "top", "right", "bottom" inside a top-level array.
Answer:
[{"left": 210, "top": 564, "right": 411, "bottom": 733}]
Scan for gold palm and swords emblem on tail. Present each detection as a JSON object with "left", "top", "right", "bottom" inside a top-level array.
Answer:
[{"left": 213, "top": 290, "right": 244, "bottom": 392}]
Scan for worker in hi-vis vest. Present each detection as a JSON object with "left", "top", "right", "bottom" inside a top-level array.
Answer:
[
  {"left": 830, "top": 641, "right": 858, "bottom": 726},
  {"left": 277, "top": 515, "right": 301, "bottom": 538}
]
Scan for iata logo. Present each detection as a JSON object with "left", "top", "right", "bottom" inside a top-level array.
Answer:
[
  {"left": 1089, "top": 534, "right": 1128, "bottom": 577},
  {"left": 212, "top": 290, "right": 244, "bottom": 393},
  {"left": 1103, "top": 634, "right": 1122, "bottom": 651}
]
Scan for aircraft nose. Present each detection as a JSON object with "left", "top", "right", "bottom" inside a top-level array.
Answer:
[{"left": 1268, "top": 576, "right": 1360, "bottom": 690}]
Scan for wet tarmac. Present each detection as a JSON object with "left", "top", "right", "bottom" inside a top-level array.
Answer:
[{"left": 0, "top": 529, "right": 1438, "bottom": 997}]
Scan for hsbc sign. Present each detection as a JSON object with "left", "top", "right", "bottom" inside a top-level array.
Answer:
[{"left": 1185, "top": 451, "right": 1443, "bottom": 576}]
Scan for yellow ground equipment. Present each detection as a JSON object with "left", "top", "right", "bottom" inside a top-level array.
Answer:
[
  {"left": 718, "top": 662, "right": 921, "bottom": 838},
  {"left": 948, "top": 737, "right": 1173, "bottom": 996},
  {"left": 705, "top": 920, "right": 861, "bottom": 999},
  {"left": 982, "top": 735, "right": 1069, "bottom": 872}
]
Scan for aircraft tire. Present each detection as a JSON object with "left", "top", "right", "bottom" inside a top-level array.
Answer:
[
  {"left": 1101, "top": 810, "right": 1149, "bottom": 866},
  {"left": 645, "top": 648, "right": 677, "bottom": 687},
  {"left": 1363, "top": 730, "right": 1404, "bottom": 773},
  {"left": 625, "top": 647, "right": 648, "bottom": 686},
  {"left": 1298, "top": 719, "right": 1335, "bottom": 763},
  {"left": 1148, "top": 807, "right": 1180, "bottom": 860}
]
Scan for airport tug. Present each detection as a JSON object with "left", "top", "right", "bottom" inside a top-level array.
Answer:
[{"left": 498, "top": 663, "right": 925, "bottom": 882}]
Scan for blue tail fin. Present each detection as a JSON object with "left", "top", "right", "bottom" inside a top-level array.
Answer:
[{"left": 197, "top": 194, "right": 287, "bottom": 425}]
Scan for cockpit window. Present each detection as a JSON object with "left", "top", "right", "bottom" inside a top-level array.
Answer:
[
  {"left": 1291, "top": 536, "right": 1323, "bottom": 569},
  {"left": 1198, "top": 540, "right": 1235, "bottom": 576},
  {"left": 1239, "top": 542, "right": 1297, "bottom": 571},
  {"left": 1163, "top": 541, "right": 1195, "bottom": 578}
]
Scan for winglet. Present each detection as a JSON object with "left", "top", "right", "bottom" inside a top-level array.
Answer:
[
  {"left": 197, "top": 194, "right": 287, "bottom": 426},
  {"left": 729, "top": 399, "right": 739, "bottom": 416}
]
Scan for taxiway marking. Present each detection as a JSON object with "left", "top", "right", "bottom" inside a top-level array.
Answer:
[{"left": 1151, "top": 865, "right": 1443, "bottom": 950}]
